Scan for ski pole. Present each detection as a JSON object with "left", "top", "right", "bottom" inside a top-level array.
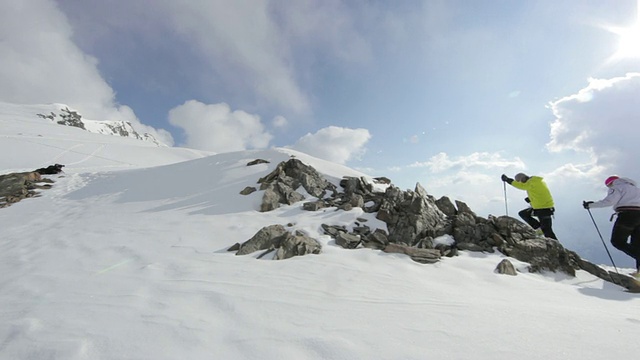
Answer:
[
  {"left": 586, "top": 208, "right": 619, "bottom": 274},
  {"left": 503, "top": 181, "right": 509, "bottom": 217},
  {"left": 503, "top": 181, "right": 512, "bottom": 241}
]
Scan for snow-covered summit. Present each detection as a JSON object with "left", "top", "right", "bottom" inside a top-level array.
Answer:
[
  {"left": 2, "top": 101, "right": 165, "bottom": 147},
  {"left": 0, "top": 101, "right": 212, "bottom": 174}
]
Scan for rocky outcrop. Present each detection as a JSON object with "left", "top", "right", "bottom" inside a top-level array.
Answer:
[
  {"left": 255, "top": 158, "right": 337, "bottom": 212},
  {"left": 376, "top": 183, "right": 449, "bottom": 246},
  {"left": 54, "top": 107, "right": 85, "bottom": 129},
  {"left": 233, "top": 157, "right": 638, "bottom": 292},
  {"left": 37, "top": 107, "right": 164, "bottom": 146},
  {"left": 0, "top": 171, "right": 54, "bottom": 208},
  {"left": 230, "top": 224, "right": 322, "bottom": 260},
  {"left": 274, "top": 232, "right": 322, "bottom": 260},
  {"left": 235, "top": 224, "right": 289, "bottom": 255},
  {"left": 577, "top": 259, "right": 640, "bottom": 292}
]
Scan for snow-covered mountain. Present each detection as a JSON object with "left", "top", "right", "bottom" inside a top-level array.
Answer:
[
  {"left": 0, "top": 102, "right": 211, "bottom": 174},
  {"left": 2, "top": 101, "right": 166, "bottom": 147},
  {"left": 1, "top": 103, "right": 639, "bottom": 360}
]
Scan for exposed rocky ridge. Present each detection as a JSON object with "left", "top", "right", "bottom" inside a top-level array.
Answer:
[
  {"left": 0, "top": 171, "right": 54, "bottom": 208},
  {"left": 232, "top": 157, "right": 640, "bottom": 292},
  {"left": 37, "top": 107, "right": 164, "bottom": 146}
]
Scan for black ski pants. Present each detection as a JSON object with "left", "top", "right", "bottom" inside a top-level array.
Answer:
[
  {"left": 518, "top": 207, "right": 557, "bottom": 240},
  {"left": 610, "top": 211, "right": 640, "bottom": 270}
]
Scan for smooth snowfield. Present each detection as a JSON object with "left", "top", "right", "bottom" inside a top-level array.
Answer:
[{"left": 1, "top": 107, "right": 640, "bottom": 360}]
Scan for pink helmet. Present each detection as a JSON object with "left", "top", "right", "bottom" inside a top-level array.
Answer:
[{"left": 604, "top": 175, "right": 619, "bottom": 187}]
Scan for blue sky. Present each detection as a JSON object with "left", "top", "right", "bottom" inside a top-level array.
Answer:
[{"left": 2, "top": 0, "right": 640, "bottom": 265}]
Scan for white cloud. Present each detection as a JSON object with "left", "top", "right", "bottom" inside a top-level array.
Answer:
[
  {"left": 153, "top": 0, "right": 311, "bottom": 115},
  {"left": 289, "top": 126, "right": 371, "bottom": 164},
  {"left": 168, "top": 100, "right": 272, "bottom": 152},
  {"left": 54, "top": 1, "right": 375, "bottom": 120},
  {"left": 0, "top": 0, "right": 173, "bottom": 146},
  {"left": 547, "top": 73, "right": 640, "bottom": 176},
  {"left": 543, "top": 160, "right": 604, "bottom": 186},
  {"left": 410, "top": 152, "right": 526, "bottom": 173},
  {"left": 0, "top": 1, "right": 110, "bottom": 109}
]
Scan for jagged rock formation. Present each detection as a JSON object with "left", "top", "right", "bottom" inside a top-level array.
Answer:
[
  {"left": 256, "top": 158, "right": 338, "bottom": 212},
  {"left": 233, "top": 157, "right": 640, "bottom": 292},
  {"left": 0, "top": 171, "right": 54, "bottom": 208},
  {"left": 55, "top": 107, "right": 85, "bottom": 129},
  {"left": 228, "top": 224, "right": 322, "bottom": 260},
  {"left": 88, "top": 120, "right": 163, "bottom": 146},
  {"left": 376, "top": 183, "right": 449, "bottom": 246},
  {"left": 37, "top": 107, "right": 164, "bottom": 146}
]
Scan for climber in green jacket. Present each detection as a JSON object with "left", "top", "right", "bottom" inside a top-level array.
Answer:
[{"left": 501, "top": 173, "right": 558, "bottom": 240}]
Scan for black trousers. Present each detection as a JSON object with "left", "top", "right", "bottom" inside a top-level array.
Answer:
[
  {"left": 518, "top": 207, "right": 557, "bottom": 240},
  {"left": 611, "top": 211, "right": 640, "bottom": 270}
]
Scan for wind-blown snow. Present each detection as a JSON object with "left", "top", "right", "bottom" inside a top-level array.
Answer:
[{"left": 1, "top": 103, "right": 639, "bottom": 360}]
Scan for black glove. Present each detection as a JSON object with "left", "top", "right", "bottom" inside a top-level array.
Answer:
[
  {"left": 583, "top": 201, "right": 593, "bottom": 209},
  {"left": 501, "top": 174, "right": 513, "bottom": 184},
  {"left": 524, "top": 197, "right": 530, "bottom": 203}
]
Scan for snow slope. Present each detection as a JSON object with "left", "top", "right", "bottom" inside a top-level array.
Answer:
[
  {"left": 0, "top": 102, "right": 209, "bottom": 173},
  {"left": 1, "top": 103, "right": 639, "bottom": 360}
]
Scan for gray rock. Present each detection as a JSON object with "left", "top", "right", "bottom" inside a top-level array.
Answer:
[
  {"left": 274, "top": 232, "right": 322, "bottom": 260},
  {"left": 260, "top": 185, "right": 281, "bottom": 212},
  {"left": 456, "top": 242, "right": 486, "bottom": 252},
  {"left": 373, "top": 177, "right": 391, "bottom": 184},
  {"left": 335, "top": 232, "right": 361, "bottom": 249},
  {"left": 339, "top": 203, "right": 353, "bottom": 211},
  {"left": 362, "top": 229, "right": 389, "bottom": 250},
  {"left": 0, "top": 171, "right": 47, "bottom": 208},
  {"left": 235, "top": 226, "right": 322, "bottom": 260},
  {"left": 435, "top": 196, "right": 457, "bottom": 217},
  {"left": 303, "top": 201, "right": 325, "bottom": 211},
  {"left": 352, "top": 225, "right": 370, "bottom": 236},
  {"left": 376, "top": 183, "right": 449, "bottom": 246},
  {"left": 257, "top": 159, "right": 337, "bottom": 212},
  {"left": 236, "top": 225, "right": 288, "bottom": 255},
  {"left": 501, "top": 237, "right": 579, "bottom": 276},
  {"left": 321, "top": 224, "right": 348, "bottom": 238},
  {"left": 247, "top": 159, "right": 270, "bottom": 166},
  {"left": 276, "top": 182, "right": 305, "bottom": 205},
  {"left": 383, "top": 243, "right": 441, "bottom": 264},
  {"left": 495, "top": 259, "right": 517, "bottom": 276},
  {"left": 240, "top": 186, "right": 257, "bottom": 195},
  {"left": 347, "top": 194, "right": 365, "bottom": 208}
]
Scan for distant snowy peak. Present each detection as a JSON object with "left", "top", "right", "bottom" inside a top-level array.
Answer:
[
  {"left": 83, "top": 119, "right": 164, "bottom": 146},
  {"left": 35, "top": 104, "right": 165, "bottom": 147}
]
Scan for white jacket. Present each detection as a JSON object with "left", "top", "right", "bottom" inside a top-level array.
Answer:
[{"left": 590, "top": 177, "right": 640, "bottom": 210}]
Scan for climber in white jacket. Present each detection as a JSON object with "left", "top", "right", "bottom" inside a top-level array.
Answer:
[{"left": 584, "top": 176, "right": 640, "bottom": 276}]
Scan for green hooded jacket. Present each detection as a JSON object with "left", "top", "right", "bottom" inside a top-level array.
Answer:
[{"left": 510, "top": 176, "right": 554, "bottom": 209}]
